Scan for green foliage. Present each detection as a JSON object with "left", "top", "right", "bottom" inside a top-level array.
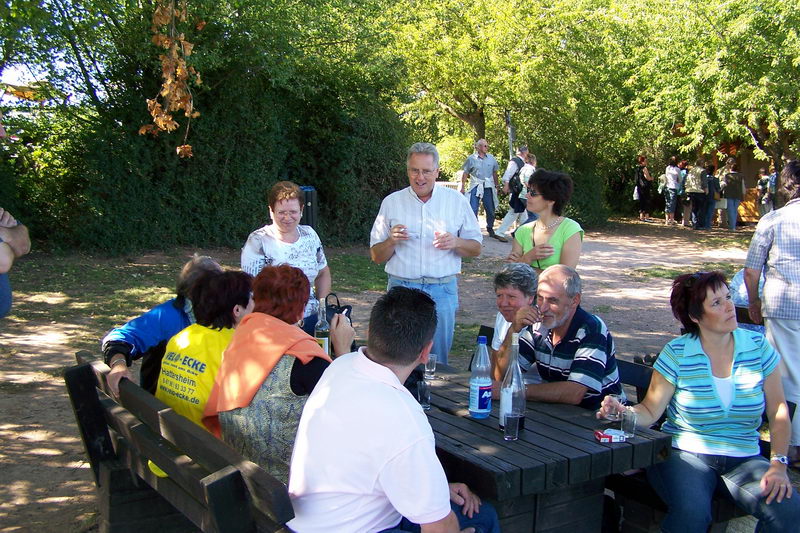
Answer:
[
  {"left": 4, "top": 0, "right": 799, "bottom": 252},
  {"left": 564, "top": 166, "right": 610, "bottom": 228},
  {"left": 2, "top": 0, "right": 409, "bottom": 252}
]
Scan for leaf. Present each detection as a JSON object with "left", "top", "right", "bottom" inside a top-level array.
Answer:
[
  {"left": 195, "top": 20, "right": 207, "bottom": 31},
  {"left": 176, "top": 144, "right": 193, "bottom": 158},
  {"left": 181, "top": 41, "right": 194, "bottom": 56}
]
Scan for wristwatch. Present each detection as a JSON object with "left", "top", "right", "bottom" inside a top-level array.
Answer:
[{"left": 770, "top": 454, "right": 789, "bottom": 465}]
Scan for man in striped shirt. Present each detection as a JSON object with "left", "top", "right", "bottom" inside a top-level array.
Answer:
[{"left": 493, "top": 265, "right": 623, "bottom": 409}]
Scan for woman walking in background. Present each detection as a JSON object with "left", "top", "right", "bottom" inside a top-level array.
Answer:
[
  {"left": 635, "top": 155, "right": 653, "bottom": 221},
  {"left": 722, "top": 163, "right": 746, "bottom": 231},
  {"left": 664, "top": 157, "right": 681, "bottom": 225}
]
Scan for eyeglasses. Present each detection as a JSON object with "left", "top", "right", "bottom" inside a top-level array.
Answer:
[
  {"left": 408, "top": 168, "right": 437, "bottom": 177},
  {"left": 527, "top": 191, "right": 542, "bottom": 197},
  {"left": 684, "top": 271, "right": 709, "bottom": 288}
]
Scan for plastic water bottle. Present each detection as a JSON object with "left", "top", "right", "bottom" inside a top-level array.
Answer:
[
  {"left": 499, "top": 333, "right": 526, "bottom": 431},
  {"left": 469, "top": 336, "right": 492, "bottom": 419}
]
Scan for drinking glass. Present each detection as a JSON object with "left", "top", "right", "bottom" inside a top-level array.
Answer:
[
  {"left": 604, "top": 394, "right": 624, "bottom": 422},
  {"left": 425, "top": 354, "right": 437, "bottom": 380},
  {"left": 503, "top": 414, "right": 523, "bottom": 441},
  {"left": 621, "top": 407, "right": 637, "bottom": 438},
  {"left": 417, "top": 379, "right": 431, "bottom": 411}
]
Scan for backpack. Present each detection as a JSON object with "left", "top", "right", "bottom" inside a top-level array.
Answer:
[{"left": 508, "top": 156, "right": 525, "bottom": 196}]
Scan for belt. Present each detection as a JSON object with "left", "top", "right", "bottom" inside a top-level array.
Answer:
[{"left": 389, "top": 275, "right": 457, "bottom": 285}]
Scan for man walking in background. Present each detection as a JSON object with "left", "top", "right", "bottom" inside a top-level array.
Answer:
[{"left": 461, "top": 139, "right": 505, "bottom": 241}]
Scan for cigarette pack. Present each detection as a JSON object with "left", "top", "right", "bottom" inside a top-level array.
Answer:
[{"left": 594, "top": 429, "right": 627, "bottom": 443}]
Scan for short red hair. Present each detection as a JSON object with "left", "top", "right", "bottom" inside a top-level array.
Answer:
[{"left": 253, "top": 265, "right": 310, "bottom": 324}]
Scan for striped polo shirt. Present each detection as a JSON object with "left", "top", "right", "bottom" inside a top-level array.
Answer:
[
  {"left": 655, "top": 328, "right": 780, "bottom": 457},
  {"left": 519, "top": 306, "right": 623, "bottom": 410}
]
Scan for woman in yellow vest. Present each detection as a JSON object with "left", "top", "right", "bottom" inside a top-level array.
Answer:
[{"left": 155, "top": 270, "right": 254, "bottom": 426}]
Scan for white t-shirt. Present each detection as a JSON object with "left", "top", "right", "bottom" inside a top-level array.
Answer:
[
  {"left": 665, "top": 166, "right": 682, "bottom": 190},
  {"left": 492, "top": 313, "right": 542, "bottom": 385},
  {"left": 369, "top": 186, "right": 482, "bottom": 280},
  {"left": 288, "top": 349, "right": 451, "bottom": 533},
  {"left": 241, "top": 224, "right": 327, "bottom": 317}
]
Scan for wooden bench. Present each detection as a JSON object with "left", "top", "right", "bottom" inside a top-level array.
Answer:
[{"left": 64, "top": 351, "right": 294, "bottom": 533}]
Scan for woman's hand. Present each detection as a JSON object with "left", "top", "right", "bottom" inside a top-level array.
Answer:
[
  {"left": 330, "top": 313, "right": 355, "bottom": 357},
  {"left": 528, "top": 244, "right": 554, "bottom": 260},
  {"left": 761, "top": 463, "right": 793, "bottom": 504},
  {"left": 596, "top": 394, "right": 625, "bottom": 420},
  {"left": 506, "top": 251, "right": 522, "bottom": 262}
]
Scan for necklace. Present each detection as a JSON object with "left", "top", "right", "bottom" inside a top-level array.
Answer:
[{"left": 537, "top": 216, "right": 562, "bottom": 231}]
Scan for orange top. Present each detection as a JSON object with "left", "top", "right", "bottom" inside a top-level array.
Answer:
[{"left": 202, "top": 312, "right": 330, "bottom": 436}]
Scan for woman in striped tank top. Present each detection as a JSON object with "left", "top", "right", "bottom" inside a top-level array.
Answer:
[{"left": 598, "top": 271, "right": 800, "bottom": 532}]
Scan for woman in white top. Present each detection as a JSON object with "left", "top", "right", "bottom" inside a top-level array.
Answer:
[
  {"left": 664, "top": 156, "right": 682, "bottom": 225},
  {"left": 241, "top": 181, "right": 331, "bottom": 335}
]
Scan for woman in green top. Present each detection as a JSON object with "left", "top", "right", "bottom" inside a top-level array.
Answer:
[{"left": 507, "top": 169, "right": 583, "bottom": 273}]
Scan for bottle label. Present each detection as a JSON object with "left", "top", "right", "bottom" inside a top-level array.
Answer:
[
  {"left": 316, "top": 337, "right": 330, "bottom": 355},
  {"left": 500, "top": 389, "right": 512, "bottom": 423},
  {"left": 469, "top": 382, "right": 492, "bottom": 412}
]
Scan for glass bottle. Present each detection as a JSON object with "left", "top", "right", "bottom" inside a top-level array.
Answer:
[
  {"left": 314, "top": 298, "right": 330, "bottom": 356},
  {"left": 499, "top": 333, "right": 526, "bottom": 431}
]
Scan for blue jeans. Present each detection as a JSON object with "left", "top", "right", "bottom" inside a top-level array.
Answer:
[
  {"left": 664, "top": 188, "right": 678, "bottom": 213},
  {"left": 469, "top": 187, "right": 495, "bottom": 232},
  {"left": 646, "top": 449, "right": 800, "bottom": 533},
  {"left": 702, "top": 193, "right": 716, "bottom": 229},
  {"left": 727, "top": 198, "right": 741, "bottom": 230},
  {"left": 0, "top": 273, "right": 11, "bottom": 319},
  {"left": 387, "top": 276, "right": 458, "bottom": 366},
  {"left": 379, "top": 500, "right": 500, "bottom": 533}
]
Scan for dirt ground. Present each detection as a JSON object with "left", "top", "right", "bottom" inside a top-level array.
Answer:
[{"left": 0, "top": 219, "right": 781, "bottom": 532}]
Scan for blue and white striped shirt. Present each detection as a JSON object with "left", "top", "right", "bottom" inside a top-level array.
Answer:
[{"left": 655, "top": 328, "right": 780, "bottom": 457}]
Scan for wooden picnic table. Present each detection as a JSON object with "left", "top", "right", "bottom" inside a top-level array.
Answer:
[{"left": 425, "top": 366, "right": 672, "bottom": 533}]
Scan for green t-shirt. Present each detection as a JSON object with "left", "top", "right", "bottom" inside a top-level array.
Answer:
[{"left": 514, "top": 218, "right": 584, "bottom": 270}]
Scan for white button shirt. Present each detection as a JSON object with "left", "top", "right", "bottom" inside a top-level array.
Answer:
[{"left": 370, "top": 185, "right": 482, "bottom": 279}]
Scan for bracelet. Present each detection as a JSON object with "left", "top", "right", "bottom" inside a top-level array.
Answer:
[{"left": 110, "top": 358, "right": 128, "bottom": 369}]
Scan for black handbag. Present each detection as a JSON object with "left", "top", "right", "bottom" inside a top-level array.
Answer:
[
  {"left": 324, "top": 293, "right": 357, "bottom": 352},
  {"left": 324, "top": 293, "right": 352, "bottom": 324}
]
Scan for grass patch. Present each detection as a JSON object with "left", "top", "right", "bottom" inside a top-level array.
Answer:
[
  {"left": 692, "top": 232, "right": 753, "bottom": 251},
  {"left": 328, "top": 253, "right": 387, "bottom": 292},
  {"left": 450, "top": 323, "right": 482, "bottom": 369},
  {"left": 630, "top": 261, "right": 740, "bottom": 281}
]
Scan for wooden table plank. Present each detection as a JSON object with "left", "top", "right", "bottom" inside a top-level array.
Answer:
[
  {"left": 429, "top": 380, "right": 570, "bottom": 489},
  {"left": 429, "top": 377, "right": 607, "bottom": 483},
  {"left": 433, "top": 429, "right": 520, "bottom": 501},
  {"left": 426, "top": 409, "right": 546, "bottom": 495},
  {"left": 527, "top": 401, "right": 661, "bottom": 473}
]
